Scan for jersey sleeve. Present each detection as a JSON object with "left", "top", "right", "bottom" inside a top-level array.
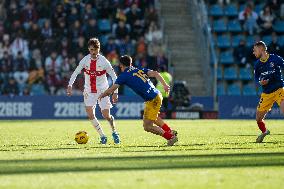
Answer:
[
  {"left": 104, "top": 57, "right": 118, "bottom": 93},
  {"left": 142, "top": 68, "right": 151, "bottom": 75},
  {"left": 275, "top": 55, "right": 284, "bottom": 68},
  {"left": 68, "top": 57, "right": 85, "bottom": 87},
  {"left": 115, "top": 73, "right": 127, "bottom": 85},
  {"left": 254, "top": 62, "right": 261, "bottom": 85}
]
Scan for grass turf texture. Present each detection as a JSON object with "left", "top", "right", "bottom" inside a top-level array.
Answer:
[{"left": 0, "top": 120, "right": 283, "bottom": 189}]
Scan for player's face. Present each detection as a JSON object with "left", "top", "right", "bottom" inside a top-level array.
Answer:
[
  {"left": 253, "top": 46, "right": 262, "bottom": 59},
  {"left": 88, "top": 46, "right": 100, "bottom": 57}
]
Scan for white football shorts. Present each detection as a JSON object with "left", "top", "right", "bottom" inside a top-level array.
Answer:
[{"left": 83, "top": 92, "right": 112, "bottom": 109}]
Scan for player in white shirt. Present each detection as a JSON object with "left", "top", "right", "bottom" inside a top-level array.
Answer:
[{"left": 66, "top": 38, "right": 120, "bottom": 144}]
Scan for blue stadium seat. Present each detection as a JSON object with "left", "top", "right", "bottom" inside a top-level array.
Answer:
[
  {"left": 224, "top": 67, "right": 238, "bottom": 80},
  {"left": 224, "top": 4, "right": 238, "bottom": 17},
  {"left": 243, "top": 84, "right": 257, "bottom": 96},
  {"left": 273, "top": 20, "right": 284, "bottom": 33},
  {"left": 239, "top": 4, "right": 246, "bottom": 12},
  {"left": 98, "top": 19, "right": 111, "bottom": 32},
  {"left": 246, "top": 35, "right": 256, "bottom": 47},
  {"left": 209, "top": 4, "right": 223, "bottom": 17},
  {"left": 239, "top": 67, "right": 253, "bottom": 80},
  {"left": 227, "top": 83, "right": 241, "bottom": 95},
  {"left": 216, "top": 35, "right": 231, "bottom": 48},
  {"left": 99, "top": 34, "right": 109, "bottom": 46},
  {"left": 255, "top": 3, "right": 265, "bottom": 14},
  {"left": 213, "top": 19, "right": 227, "bottom": 33},
  {"left": 217, "top": 83, "right": 226, "bottom": 95},
  {"left": 279, "top": 35, "right": 284, "bottom": 46},
  {"left": 231, "top": 35, "right": 245, "bottom": 47},
  {"left": 219, "top": 51, "right": 234, "bottom": 64},
  {"left": 262, "top": 35, "right": 272, "bottom": 46},
  {"left": 217, "top": 67, "right": 223, "bottom": 80},
  {"left": 227, "top": 20, "right": 242, "bottom": 32}
]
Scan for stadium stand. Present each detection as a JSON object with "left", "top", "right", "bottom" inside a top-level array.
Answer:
[
  {"left": 0, "top": 0, "right": 167, "bottom": 96},
  {"left": 207, "top": 0, "right": 284, "bottom": 95}
]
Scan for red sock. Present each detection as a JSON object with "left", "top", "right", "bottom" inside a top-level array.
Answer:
[
  {"left": 162, "top": 132, "right": 173, "bottom": 140},
  {"left": 257, "top": 121, "right": 266, "bottom": 133},
  {"left": 161, "top": 123, "right": 171, "bottom": 132}
]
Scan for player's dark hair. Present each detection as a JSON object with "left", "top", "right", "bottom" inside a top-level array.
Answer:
[
  {"left": 88, "top": 38, "right": 100, "bottom": 48},
  {"left": 119, "top": 55, "right": 132, "bottom": 66},
  {"left": 254, "top": 41, "right": 267, "bottom": 51}
]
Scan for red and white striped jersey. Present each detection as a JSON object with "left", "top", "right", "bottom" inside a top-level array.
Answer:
[{"left": 68, "top": 54, "right": 118, "bottom": 93}]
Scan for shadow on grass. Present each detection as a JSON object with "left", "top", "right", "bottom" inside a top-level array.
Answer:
[{"left": 0, "top": 152, "right": 283, "bottom": 175}]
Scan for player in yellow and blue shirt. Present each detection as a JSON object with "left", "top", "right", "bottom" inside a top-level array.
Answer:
[
  {"left": 99, "top": 55, "right": 178, "bottom": 146},
  {"left": 253, "top": 41, "right": 284, "bottom": 143}
]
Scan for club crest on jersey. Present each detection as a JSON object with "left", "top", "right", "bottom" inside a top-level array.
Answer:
[{"left": 270, "top": 62, "right": 274, "bottom": 67}]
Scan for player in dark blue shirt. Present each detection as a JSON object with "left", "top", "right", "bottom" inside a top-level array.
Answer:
[
  {"left": 253, "top": 41, "right": 284, "bottom": 143},
  {"left": 99, "top": 55, "right": 178, "bottom": 146}
]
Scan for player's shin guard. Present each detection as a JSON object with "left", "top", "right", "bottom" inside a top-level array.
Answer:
[
  {"left": 257, "top": 121, "right": 267, "bottom": 133},
  {"left": 91, "top": 118, "right": 105, "bottom": 137},
  {"left": 162, "top": 131, "right": 173, "bottom": 140},
  {"left": 161, "top": 123, "right": 171, "bottom": 132}
]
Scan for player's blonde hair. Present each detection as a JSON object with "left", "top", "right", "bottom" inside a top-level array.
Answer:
[
  {"left": 88, "top": 38, "right": 100, "bottom": 49},
  {"left": 254, "top": 41, "right": 267, "bottom": 51}
]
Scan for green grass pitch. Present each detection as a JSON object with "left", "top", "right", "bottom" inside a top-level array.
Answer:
[{"left": 0, "top": 120, "right": 283, "bottom": 189}]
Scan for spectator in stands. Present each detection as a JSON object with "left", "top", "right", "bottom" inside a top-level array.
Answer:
[
  {"left": 6, "top": 2, "right": 21, "bottom": 28},
  {"left": 81, "top": 3, "right": 97, "bottom": 23},
  {"left": 239, "top": 4, "right": 259, "bottom": 35},
  {"left": 145, "top": 6, "right": 158, "bottom": 27},
  {"left": 21, "top": 0, "right": 38, "bottom": 30},
  {"left": 114, "top": 7, "right": 127, "bottom": 23},
  {"left": 28, "top": 49, "right": 44, "bottom": 86},
  {"left": 233, "top": 39, "right": 249, "bottom": 67},
  {"left": 259, "top": 5, "right": 275, "bottom": 35},
  {"left": 41, "top": 19, "right": 53, "bottom": 39},
  {"left": 67, "top": 6, "right": 80, "bottom": 26},
  {"left": 26, "top": 22, "right": 41, "bottom": 50},
  {"left": 115, "top": 20, "right": 130, "bottom": 40},
  {"left": 51, "top": 3, "right": 66, "bottom": 28},
  {"left": 46, "top": 69, "right": 62, "bottom": 95},
  {"left": 2, "top": 77, "right": 19, "bottom": 96},
  {"left": 68, "top": 20, "right": 83, "bottom": 42},
  {"left": 13, "top": 51, "right": 29, "bottom": 92},
  {"left": 126, "top": 3, "right": 143, "bottom": 27},
  {"left": 104, "top": 36, "right": 118, "bottom": 55},
  {"left": 268, "top": 0, "right": 281, "bottom": 17},
  {"left": 54, "top": 18, "right": 69, "bottom": 41},
  {"left": 268, "top": 32, "right": 282, "bottom": 56},
  {"left": 44, "top": 50, "right": 63, "bottom": 74},
  {"left": 145, "top": 22, "right": 163, "bottom": 44},
  {"left": 83, "top": 18, "right": 100, "bottom": 40},
  {"left": 10, "top": 31, "right": 29, "bottom": 60},
  {"left": 0, "top": 51, "right": 13, "bottom": 72},
  {"left": 0, "top": 0, "right": 6, "bottom": 21}
]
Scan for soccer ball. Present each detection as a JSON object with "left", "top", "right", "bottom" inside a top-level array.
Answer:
[{"left": 75, "top": 131, "right": 89, "bottom": 144}]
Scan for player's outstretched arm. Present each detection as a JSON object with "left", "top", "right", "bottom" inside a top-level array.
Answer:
[
  {"left": 67, "top": 59, "right": 85, "bottom": 96},
  {"left": 99, "top": 84, "right": 120, "bottom": 101},
  {"left": 147, "top": 70, "right": 170, "bottom": 94}
]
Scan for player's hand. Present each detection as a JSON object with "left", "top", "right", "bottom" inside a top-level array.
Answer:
[
  {"left": 260, "top": 79, "right": 269, "bottom": 86},
  {"left": 98, "top": 94, "right": 103, "bottom": 101},
  {"left": 66, "top": 86, "right": 72, "bottom": 96},
  {"left": 163, "top": 84, "right": 170, "bottom": 94},
  {"left": 112, "top": 93, "right": 118, "bottom": 104}
]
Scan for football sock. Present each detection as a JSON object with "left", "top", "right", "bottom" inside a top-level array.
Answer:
[
  {"left": 91, "top": 118, "right": 105, "bottom": 137},
  {"left": 257, "top": 121, "right": 266, "bottom": 133},
  {"left": 161, "top": 123, "right": 171, "bottom": 132},
  {"left": 107, "top": 115, "right": 116, "bottom": 133},
  {"left": 162, "top": 131, "right": 173, "bottom": 140}
]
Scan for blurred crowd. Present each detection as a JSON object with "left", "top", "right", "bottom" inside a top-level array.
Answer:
[{"left": 0, "top": 0, "right": 169, "bottom": 96}]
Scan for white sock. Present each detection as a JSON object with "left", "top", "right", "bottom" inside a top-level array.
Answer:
[
  {"left": 91, "top": 118, "right": 105, "bottom": 137},
  {"left": 107, "top": 115, "right": 116, "bottom": 133}
]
